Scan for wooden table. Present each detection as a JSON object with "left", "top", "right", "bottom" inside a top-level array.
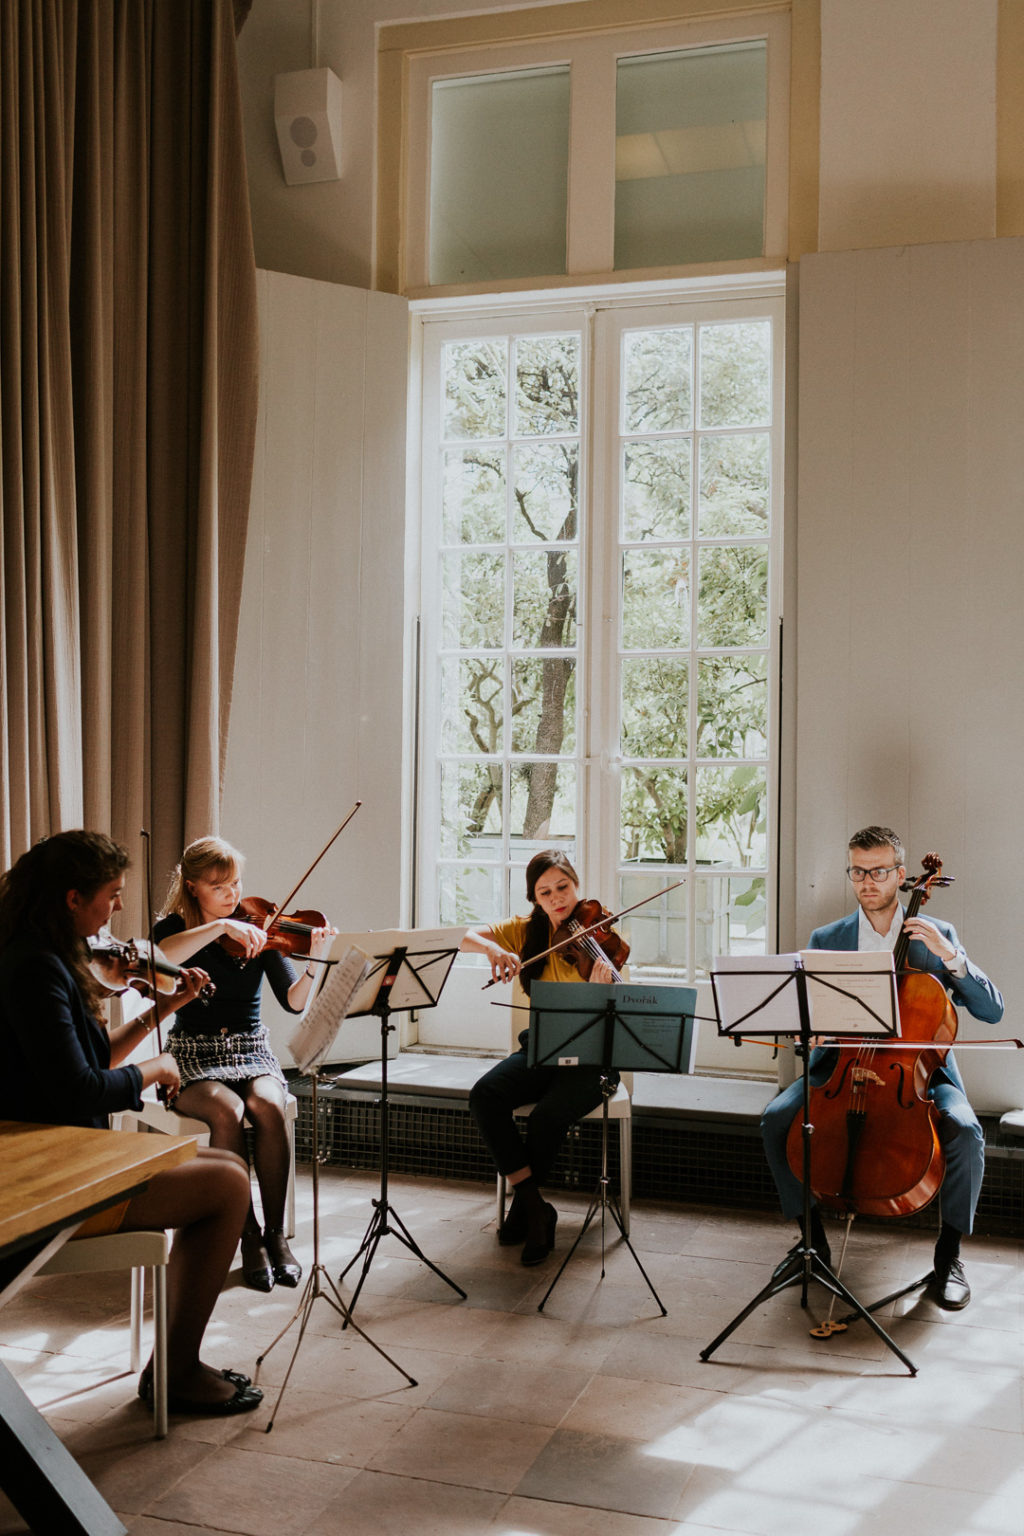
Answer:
[{"left": 0, "top": 1120, "right": 197, "bottom": 1536}]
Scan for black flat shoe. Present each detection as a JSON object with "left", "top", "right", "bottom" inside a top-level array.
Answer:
[
  {"left": 264, "top": 1227, "right": 302, "bottom": 1288},
  {"left": 166, "top": 1381, "right": 264, "bottom": 1417},
  {"left": 241, "top": 1231, "right": 275, "bottom": 1292},
  {"left": 138, "top": 1365, "right": 251, "bottom": 1405},
  {"left": 521, "top": 1203, "right": 557, "bottom": 1267}
]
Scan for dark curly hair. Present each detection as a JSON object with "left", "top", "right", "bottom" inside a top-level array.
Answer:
[
  {"left": 518, "top": 849, "right": 579, "bottom": 997},
  {"left": 0, "top": 831, "right": 129, "bottom": 1010}
]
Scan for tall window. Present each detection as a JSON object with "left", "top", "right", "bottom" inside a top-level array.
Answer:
[{"left": 416, "top": 283, "right": 783, "bottom": 1056}]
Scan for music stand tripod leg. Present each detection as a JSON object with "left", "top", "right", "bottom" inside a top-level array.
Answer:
[
  {"left": 338, "top": 984, "right": 466, "bottom": 1323},
  {"left": 701, "top": 969, "right": 917, "bottom": 1376},
  {"left": 256, "top": 1073, "right": 418, "bottom": 1429},
  {"left": 538, "top": 1080, "right": 666, "bottom": 1316}
]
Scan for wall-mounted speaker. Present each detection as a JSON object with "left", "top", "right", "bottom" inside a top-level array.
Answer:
[{"left": 274, "top": 68, "right": 342, "bottom": 186}]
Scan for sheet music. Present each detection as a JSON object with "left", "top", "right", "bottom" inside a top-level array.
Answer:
[
  {"left": 288, "top": 944, "right": 372, "bottom": 1074},
  {"left": 331, "top": 927, "right": 466, "bottom": 1015},
  {"left": 713, "top": 950, "right": 898, "bottom": 1037}
]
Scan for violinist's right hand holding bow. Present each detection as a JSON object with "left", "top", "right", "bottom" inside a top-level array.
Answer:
[{"left": 460, "top": 929, "right": 522, "bottom": 984}]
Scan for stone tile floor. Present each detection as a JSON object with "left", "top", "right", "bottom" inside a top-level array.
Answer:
[{"left": 1, "top": 1168, "right": 1022, "bottom": 1535}]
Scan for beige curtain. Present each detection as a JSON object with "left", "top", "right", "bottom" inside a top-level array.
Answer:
[{"left": 0, "top": 0, "right": 257, "bottom": 913}]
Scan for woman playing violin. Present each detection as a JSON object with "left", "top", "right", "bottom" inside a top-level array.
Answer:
[
  {"left": 463, "top": 849, "right": 621, "bottom": 1266},
  {"left": 153, "top": 837, "right": 337, "bottom": 1292},
  {"left": 0, "top": 832, "right": 262, "bottom": 1415}
]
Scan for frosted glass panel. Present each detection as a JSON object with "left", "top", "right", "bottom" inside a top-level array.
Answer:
[
  {"left": 615, "top": 42, "right": 766, "bottom": 270},
  {"left": 431, "top": 68, "right": 569, "bottom": 285}
]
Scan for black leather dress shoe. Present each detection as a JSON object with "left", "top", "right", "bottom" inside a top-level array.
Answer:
[{"left": 933, "top": 1257, "right": 971, "bottom": 1310}]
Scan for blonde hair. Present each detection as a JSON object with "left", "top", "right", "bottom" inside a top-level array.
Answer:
[{"left": 162, "top": 837, "right": 245, "bottom": 929}]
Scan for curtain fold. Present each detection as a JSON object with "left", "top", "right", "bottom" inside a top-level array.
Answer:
[{"left": 0, "top": 0, "right": 258, "bottom": 915}]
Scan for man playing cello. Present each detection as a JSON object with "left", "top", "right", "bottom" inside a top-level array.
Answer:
[{"left": 760, "top": 826, "right": 1003, "bottom": 1310}]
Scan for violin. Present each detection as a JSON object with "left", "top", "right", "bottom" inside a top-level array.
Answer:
[
  {"left": 785, "top": 853, "right": 955, "bottom": 1219},
  {"left": 218, "top": 896, "right": 330, "bottom": 962},
  {"left": 88, "top": 931, "right": 216, "bottom": 1004},
  {"left": 550, "top": 899, "right": 630, "bottom": 982}
]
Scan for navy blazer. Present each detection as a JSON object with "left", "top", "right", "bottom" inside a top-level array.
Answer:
[
  {"left": 806, "top": 907, "right": 1004, "bottom": 1095},
  {"left": 0, "top": 940, "right": 143, "bottom": 1129}
]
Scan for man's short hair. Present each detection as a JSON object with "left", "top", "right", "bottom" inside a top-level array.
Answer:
[{"left": 848, "top": 826, "right": 905, "bottom": 865}]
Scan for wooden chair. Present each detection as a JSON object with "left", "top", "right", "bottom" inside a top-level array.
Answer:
[
  {"left": 496, "top": 1079, "right": 633, "bottom": 1235},
  {"left": 111, "top": 1092, "right": 299, "bottom": 1238},
  {"left": 37, "top": 1230, "right": 171, "bottom": 1437}
]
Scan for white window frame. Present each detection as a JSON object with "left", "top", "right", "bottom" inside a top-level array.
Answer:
[
  {"left": 403, "top": 11, "right": 791, "bottom": 294},
  {"left": 410, "top": 273, "right": 784, "bottom": 1074}
]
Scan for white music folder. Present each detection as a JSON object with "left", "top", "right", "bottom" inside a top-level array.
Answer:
[{"left": 288, "top": 944, "right": 373, "bottom": 1075}]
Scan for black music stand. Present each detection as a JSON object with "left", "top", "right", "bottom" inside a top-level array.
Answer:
[
  {"left": 334, "top": 929, "right": 469, "bottom": 1320},
  {"left": 699, "top": 954, "right": 920, "bottom": 1376},
  {"left": 257, "top": 949, "right": 418, "bottom": 1429},
  {"left": 525, "top": 981, "right": 698, "bottom": 1315}
]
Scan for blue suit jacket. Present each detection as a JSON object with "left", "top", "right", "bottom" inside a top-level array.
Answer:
[{"left": 806, "top": 908, "right": 1004, "bottom": 1095}]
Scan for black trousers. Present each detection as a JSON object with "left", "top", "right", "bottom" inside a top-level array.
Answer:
[{"left": 469, "top": 1041, "right": 615, "bottom": 1184}]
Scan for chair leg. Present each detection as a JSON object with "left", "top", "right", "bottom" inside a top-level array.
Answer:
[
  {"left": 618, "top": 1118, "right": 631, "bottom": 1236},
  {"left": 129, "top": 1268, "right": 144, "bottom": 1373},
  {"left": 153, "top": 1266, "right": 168, "bottom": 1439},
  {"left": 496, "top": 1172, "right": 507, "bottom": 1230},
  {"left": 286, "top": 1114, "right": 296, "bottom": 1240}
]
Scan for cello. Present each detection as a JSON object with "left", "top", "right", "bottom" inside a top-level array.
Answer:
[{"left": 784, "top": 853, "right": 957, "bottom": 1219}]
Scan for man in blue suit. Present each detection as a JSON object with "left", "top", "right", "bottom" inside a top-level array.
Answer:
[{"left": 761, "top": 826, "right": 1003, "bottom": 1310}]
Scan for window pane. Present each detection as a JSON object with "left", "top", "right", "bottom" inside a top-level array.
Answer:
[
  {"left": 440, "top": 762, "right": 502, "bottom": 855},
  {"left": 698, "top": 320, "right": 771, "bottom": 428},
  {"left": 622, "top": 549, "right": 689, "bottom": 648},
  {"left": 695, "top": 875, "right": 766, "bottom": 977},
  {"left": 515, "top": 335, "right": 580, "bottom": 435},
  {"left": 622, "top": 658, "right": 688, "bottom": 757},
  {"left": 511, "top": 657, "right": 577, "bottom": 755},
  {"left": 442, "top": 551, "right": 505, "bottom": 647},
  {"left": 623, "top": 441, "right": 692, "bottom": 541},
  {"left": 623, "top": 328, "right": 693, "bottom": 433},
  {"left": 621, "top": 765, "right": 687, "bottom": 864},
  {"left": 444, "top": 340, "right": 508, "bottom": 439},
  {"left": 696, "top": 657, "right": 767, "bottom": 758},
  {"left": 510, "top": 762, "right": 577, "bottom": 841},
  {"left": 439, "top": 864, "right": 504, "bottom": 926},
  {"left": 615, "top": 43, "right": 766, "bottom": 270},
  {"left": 695, "top": 765, "right": 767, "bottom": 867},
  {"left": 696, "top": 544, "right": 768, "bottom": 648},
  {"left": 512, "top": 549, "right": 578, "bottom": 648},
  {"left": 441, "top": 657, "right": 503, "bottom": 753},
  {"left": 620, "top": 871, "right": 687, "bottom": 974},
  {"left": 512, "top": 443, "right": 578, "bottom": 542},
  {"left": 698, "top": 432, "right": 769, "bottom": 537},
  {"left": 431, "top": 68, "right": 570, "bottom": 285},
  {"left": 443, "top": 447, "right": 506, "bottom": 544}
]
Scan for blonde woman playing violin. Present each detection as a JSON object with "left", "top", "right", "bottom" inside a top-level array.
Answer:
[
  {"left": 462, "top": 849, "right": 620, "bottom": 1267},
  {"left": 155, "top": 837, "right": 337, "bottom": 1292}
]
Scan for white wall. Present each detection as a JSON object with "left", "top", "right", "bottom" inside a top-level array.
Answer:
[
  {"left": 818, "top": 0, "right": 997, "bottom": 252},
  {"left": 222, "top": 269, "right": 409, "bottom": 1065},
  {"left": 794, "top": 238, "right": 1024, "bottom": 1111}
]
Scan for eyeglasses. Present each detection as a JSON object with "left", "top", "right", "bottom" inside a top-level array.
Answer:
[{"left": 847, "top": 865, "right": 900, "bottom": 883}]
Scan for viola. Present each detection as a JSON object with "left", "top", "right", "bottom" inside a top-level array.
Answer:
[
  {"left": 218, "top": 896, "right": 330, "bottom": 962},
  {"left": 551, "top": 899, "right": 630, "bottom": 982},
  {"left": 88, "top": 931, "right": 216, "bottom": 1004},
  {"left": 785, "top": 852, "right": 955, "bottom": 1219}
]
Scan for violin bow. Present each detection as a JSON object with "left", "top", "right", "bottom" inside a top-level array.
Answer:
[
  {"left": 263, "top": 800, "right": 362, "bottom": 930},
  {"left": 481, "top": 879, "right": 686, "bottom": 990},
  {"left": 140, "top": 827, "right": 169, "bottom": 1101}
]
